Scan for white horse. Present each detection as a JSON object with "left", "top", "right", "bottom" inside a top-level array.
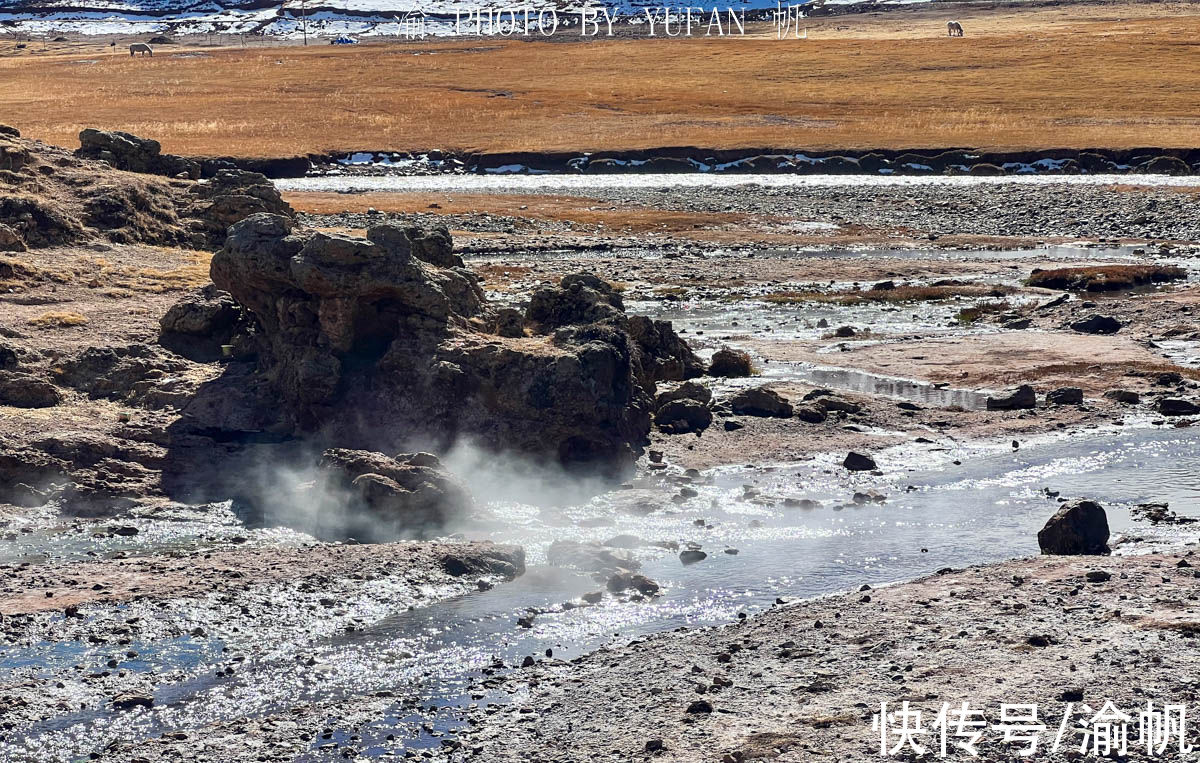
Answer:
[
  {"left": 946, "top": 20, "right": 963, "bottom": 37},
  {"left": 129, "top": 42, "right": 153, "bottom": 57}
]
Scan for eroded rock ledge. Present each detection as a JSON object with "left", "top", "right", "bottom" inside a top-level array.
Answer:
[{"left": 197, "top": 213, "right": 701, "bottom": 472}]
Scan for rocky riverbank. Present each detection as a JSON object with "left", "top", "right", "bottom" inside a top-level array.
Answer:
[
  {"left": 418, "top": 547, "right": 1200, "bottom": 762},
  {"left": 3, "top": 125, "right": 1200, "bottom": 760}
]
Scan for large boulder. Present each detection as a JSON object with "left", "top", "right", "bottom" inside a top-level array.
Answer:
[
  {"left": 0, "top": 371, "right": 61, "bottom": 408},
  {"left": 1038, "top": 499, "right": 1110, "bottom": 555},
  {"left": 708, "top": 348, "right": 753, "bottom": 378},
  {"left": 203, "top": 216, "right": 691, "bottom": 472},
  {"left": 655, "top": 380, "right": 712, "bottom": 408},
  {"left": 1158, "top": 398, "right": 1200, "bottom": 417},
  {"left": 729, "top": 386, "right": 793, "bottom": 418},
  {"left": 843, "top": 451, "right": 877, "bottom": 472},
  {"left": 627, "top": 315, "right": 705, "bottom": 382},
  {"left": 986, "top": 384, "right": 1037, "bottom": 411},
  {"left": 1070, "top": 315, "right": 1122, "bottom": 335},
  {"left": 1046, "top": 387, "right": 1084, "bottom": 406},
  {"left": 655, "top": 398, "right": 712, "bottom": 434}
]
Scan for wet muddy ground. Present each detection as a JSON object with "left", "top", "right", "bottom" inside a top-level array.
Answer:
[{"left": 3, "top": 174, "right": 1200, "bottom": 760}]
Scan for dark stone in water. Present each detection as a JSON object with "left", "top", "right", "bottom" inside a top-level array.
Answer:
[
  {"left": 1159, "top": 398, "right": 1200, "bottom": 417},
  {"left": 843, "top": 452, "right": 877, "bottom": 472},
  {"left": 1038, "top": 499, "right": 1110, "bottom": 555}
]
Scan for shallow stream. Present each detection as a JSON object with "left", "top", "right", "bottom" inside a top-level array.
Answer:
[{"left": 3, "top": 424, "right": 1199, "bottom": 760}]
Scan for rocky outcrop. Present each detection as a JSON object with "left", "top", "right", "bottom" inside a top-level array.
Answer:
[
  {"left": 526, "top": 273, "right": 623, "bottom": 329},
  {"left": 0, "top": 433, "right": 163, "bottom": 513},
  {"left": 317, "top": 448, "right": 474, "bottom": 538},
  {"left": 1038, "top": 499, "right": 1110, "bottom": 555},
  {"left": 76, "top": 128, "right": 200, "bottom": 179},
  {"left": 0, "top": 222, "right": 26, "bottom": 252},
  {"left": 159, "top": 284, "right": 254, "bottom": 362},
  {"left": 57, "top": 344, "right": 194, "bottom": 409},
  {"left": 200, "top": 215, "right": 696, "bottom": 472},
  {"left": 0, "top": 192, "right": 85, "bottom": 248},
  {"left": 2, "top": 128, "right": 294, "bottom": 250},
  {"left": 628, "top": 316, "right": 705, "bottom": 383},
  {"left": 186, "top": 169, "right": 294, "bottom": 246},
  {"left": 0, "top": 371, "right": 61, "bottom": 408}
]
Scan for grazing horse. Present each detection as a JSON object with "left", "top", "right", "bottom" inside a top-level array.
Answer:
[
  {"left": 129, "top": 43, "right": 153, "bottom": 57},
  {"left": 946, "top": 20, "right": 963, "bottom": 36}
]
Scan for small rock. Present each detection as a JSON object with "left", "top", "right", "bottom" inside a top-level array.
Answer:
[{"left": 112, "top": 693, "right": 153, "bottom": 710}]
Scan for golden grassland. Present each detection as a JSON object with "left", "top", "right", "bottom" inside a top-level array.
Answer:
[{"left": 3, "top": 3, "right": 1200, "bottom": 156}]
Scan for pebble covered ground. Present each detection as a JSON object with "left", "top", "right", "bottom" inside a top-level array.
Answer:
[{"left": 427, "top": 550, "right": 1200, "bottom": 762}]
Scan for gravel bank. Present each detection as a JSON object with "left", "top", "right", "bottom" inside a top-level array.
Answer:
[{"left": 427, "top": 549, "right": 1200, "bottom": 762}]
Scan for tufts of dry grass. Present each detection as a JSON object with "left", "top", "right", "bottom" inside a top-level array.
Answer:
[
  {"left": 956, "top": 300, "right": 1013, "bottom": 325},
  {"left": 1027, "top": 264, "right": 1187, "bottom": 292},
  {"left": 27, "top": 310, "right": 88, "bottom": 328},
  {"left": 1021, "top": 360, "right": 1200, "bottom": 383},
  {"left": 763, "top": 284, "right": 1014, "bottom": 306}
]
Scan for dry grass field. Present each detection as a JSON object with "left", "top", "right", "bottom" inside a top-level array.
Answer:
[{"left": 3, "top": 2, "right": 1200, "bottom": 156}]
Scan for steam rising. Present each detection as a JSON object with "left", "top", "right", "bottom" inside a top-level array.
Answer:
[{"left": 230, "top": 439, "right": 616, "bottom": 543}]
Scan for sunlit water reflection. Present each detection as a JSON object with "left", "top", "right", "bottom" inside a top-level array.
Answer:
[{"left": 3, "top": 424, "right": 1198, "bottom": 760}]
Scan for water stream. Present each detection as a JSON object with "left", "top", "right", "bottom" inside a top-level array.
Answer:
[{"left": 3, "top": 424, "right": 1199, "bottom": 761}]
